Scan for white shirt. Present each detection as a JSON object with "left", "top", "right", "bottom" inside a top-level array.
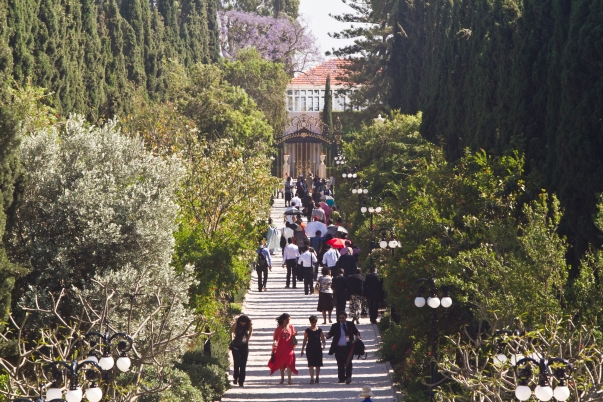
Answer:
[
  {"left": 338, "top": 323, "right": 348, "bottom": 346},
  {"left": 298, "top": 250, "right": 317, "bottom": 267},
  {"left": 283, "top": 243, "right": 300, "bottom": 261},
  {"left": 322, "top": 248, "right": 340, "bottom": 267},
  {"left": 291, "top": 196, "right": 301, "bottom": 208}
]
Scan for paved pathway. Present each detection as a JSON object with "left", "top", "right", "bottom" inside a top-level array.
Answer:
[{"left": 222, "top": 198, "right": 397, "bottom": 402}]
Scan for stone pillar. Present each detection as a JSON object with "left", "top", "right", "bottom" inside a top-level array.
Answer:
[
  {"left": 319, "top": 153, "right": 327, "bottom": 180},
  {"left": 283, "top": 154, "right": 290, "bottom": 178}
]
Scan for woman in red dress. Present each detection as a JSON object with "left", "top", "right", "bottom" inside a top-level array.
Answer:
[{"left": 268, "top": 313, "right": 299, "bottom": 384}]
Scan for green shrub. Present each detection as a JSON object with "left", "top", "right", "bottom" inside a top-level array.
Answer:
[
  {"left": 137, "top": 367, "right": 204, "bottom": 402},
  {"left": 228, "top": 302, "right": 242, "bottom": 316},
  {"left": 177, "top": 348, "right": 229, "bottom": 400}
]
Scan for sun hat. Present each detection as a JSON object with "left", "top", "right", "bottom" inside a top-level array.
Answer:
[{"left": 359, "top": 385, "right": 374, "bottom": 397}]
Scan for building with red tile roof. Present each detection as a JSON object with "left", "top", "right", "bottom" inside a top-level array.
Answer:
[{"left": 289, "top": 59, "right": 351, "bottom": 86}]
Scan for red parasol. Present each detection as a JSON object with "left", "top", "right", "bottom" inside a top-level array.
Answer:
[{"left": 326, "top": 238, "right": 347, "bottom": 249}]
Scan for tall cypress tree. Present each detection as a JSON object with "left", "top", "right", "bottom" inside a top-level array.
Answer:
[
  {"left": 0, "top": 100, "right": 26, "bottom": 323},
  {"left": 81, "top": 0, "right": 106, "bottom": 121},
  {"left": 180, "top": 0, "right": 210, "bottom": 65},
  {"left": 323, "top": 74, "right": 333, "bottom": 133},
  {"left": 206, "top": 0, "right": 220, "bottom": 62}
]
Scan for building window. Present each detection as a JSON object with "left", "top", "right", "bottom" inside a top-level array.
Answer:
[
  {"left": 301, "top": 96, "right": 307, "bottom": 111},
  {"left": 287, "top": 96, "right": 293, "bottom": 111},
  {"left": 320, "top": 97, "right": 324, "bottom": 111},
  {"left": 287, "top": 90, "right": 293, "bottom": 95},
  {"left": 308, "top": 96, "right": 313, "bottom": 111},
  {"left": 295, "top": 96, "right": 300, "bottom": 111},
  {"left": 314, "top": 96, "right": 319, "bottom": 111}
]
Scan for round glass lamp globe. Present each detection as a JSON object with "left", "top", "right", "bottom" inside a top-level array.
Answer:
[
  {"left": 389, "top": 240, "right": 398, "bottom": 248},
  {"left": 534, "top": 385, "right": 553, "bottom": 401},
  {"left": 368, "top": 207, "right": 374, "bottom": 213},
  {"left": 363, "top": 189, "right": 369, "bottom": 194},
  {"left": 379, "top": 240, "right": 387, "bottom": 249},
  {"left": 342, "top": 173, "right": 347, "bottom": 178},
  {"left": 116, "top": 356, "right": 132, "bottom": 372},
  {"left": 441, "top": 296, "right": 452, "bottom": 308},
  {"left": 427, "top": 296, "right": 441, "bottom": 308},
  {"left": 47, "top": 387, "right": 63, "bottom": 400},
  {"left": 375, "top": 207, "right": 382, "bottom": 213},
  {"left": 414, "top": 297, "right": 426, "bottom": 308},
  {"left": 352, "top": 173, "right": 358, "bottom": 178},
  {"left": 361, "top": 207, "right": 368, "bottom": 213},
  {"left": 65, "top": 387, "right": 83, "bottom": 402},
  {"left": 85, "top": 354, "right": 98, "bottom": 363},
  {"left": 352, "top": 189, "right": 357, "bottom": 194},
  {"left": 511, "top": 354, "right": 525, "bottom": 366},
  {"left": 492, "top": 353, "right": 508, "bottom": 366},
  {"left": 530, "top": 352, "right": 543, "bottom": 361},
  {"left": 85, "top": 387, "right": 103, "bottom": 402},
  {"left": 553, "top": 385, "right": 570, "bottom": 401},
  {"left": 99, "top": 356, "right": 115, "bottom": 370},
  {"left": 515, "top": 385, "right": 532, "bottom": 401}
]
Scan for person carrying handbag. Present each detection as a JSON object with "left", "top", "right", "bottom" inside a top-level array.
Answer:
[{"left": 268, "top": 313, "right": 299, "bottom": 384}]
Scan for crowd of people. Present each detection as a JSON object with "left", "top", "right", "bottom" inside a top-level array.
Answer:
[{"left": 229, "top": 173, "right": 383, "bottom": 399}]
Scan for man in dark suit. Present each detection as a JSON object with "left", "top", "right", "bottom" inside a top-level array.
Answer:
[
  {"left": 325, "top": 311, "right": 361, "bottom": 384},
  {"left": 364, "top": 266, "right": 383, "bottom": 324},
  {"left": 332, "top": 268, "right": 349, "bottom": 315},
  {"left": 336, "top": 247, "right": 357, "bottom": 277}
]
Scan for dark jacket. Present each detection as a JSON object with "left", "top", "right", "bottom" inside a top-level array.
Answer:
[
  {"left": 332, "top": 274, "right": 349, "bottom": 300},
  {"left": 364, "top": 272, "right": 383, "bottom": 300},
  {"left": 326, "top": 320, "right": 360, "bottom": 355},
  {"left": 348, "top": 273, "right": 365, "bottom": 296},
  {"left": 336, "top": 253, "right": 357, "bottom": 277}
]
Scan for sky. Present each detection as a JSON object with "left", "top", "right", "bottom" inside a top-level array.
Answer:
[{"left": 298, "top": 0, "right": 358, "bottom": 57}]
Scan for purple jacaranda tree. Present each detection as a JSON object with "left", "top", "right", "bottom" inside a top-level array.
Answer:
[{"left": 219, "top": 10, "right": 322, "bottom": 75}]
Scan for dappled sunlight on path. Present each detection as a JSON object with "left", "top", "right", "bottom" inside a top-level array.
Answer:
[{"left": 222, "top": 199, "right": 397, "bottom": 402}]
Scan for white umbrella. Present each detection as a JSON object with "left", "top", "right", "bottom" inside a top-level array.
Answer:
[{"left": 305, "top": 221, "right": 328, "bottom": 237}]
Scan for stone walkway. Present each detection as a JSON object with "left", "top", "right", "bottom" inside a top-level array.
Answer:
[{"left": 222, "top": 198, "right": 397, "bottom": 402}]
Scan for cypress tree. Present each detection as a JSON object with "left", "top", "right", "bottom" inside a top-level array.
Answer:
[
  {"left": 81, "top": 0, "right": 107, "bottom": 121},
  {"left": 323, "top": 74, "right": 333, "bottom": 133},
  {"left": 206, "top": 0, "right": 220, "bottom": 62},
  {"left": 0, "top": 0, "right": 13, "bottom": 81},
  {"left": 0, "top": 100, "right": 26, "bottom": 323},
  {"left": 180, "top": 0, "right": 210, "bottom": 65},
  {"left": 6, "top": 0, "right": 37, "bottom": 82}
]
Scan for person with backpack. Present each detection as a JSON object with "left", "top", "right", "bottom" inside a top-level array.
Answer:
[
  {"left": 325, "top": 311, "right": 361, "bottom": 384},
  {"left": 284, "top": 177, "right": 293, "bottom": 207},
  {"left": 256, "top": 239, "right": 272, "bottom": 292}
]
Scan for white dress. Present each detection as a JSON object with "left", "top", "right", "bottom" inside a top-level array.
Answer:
[{"left": 266, "top": 225, "right": 280, "bottom": 252}]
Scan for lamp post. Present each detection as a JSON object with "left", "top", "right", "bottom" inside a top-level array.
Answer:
[
  {"left": 492, "top": 330, "right": 573, "bottom": 401},
  {"left": 361, "top": 198, "right": 383, "bottom": 269},
  {"left": 351, "top": 180, "right": 369, "bottom": 203},
  {"left": 342, "top": 166, "right": 357, "bottom": 179},
  {"left": 84, "top": 321, "right": 134, "bottom": 378},
  {"left": 513, "top": 358, "right": 572, "bottom": 401},
  {"left": 377, "top": 227, "right": 400, "bottom": 255},
  {"left": 44, "top": 360, "right": 104, "bottom": 402},
  {"left": 14, "top": 398, "right": 66, "bottom": 402},
  {"left": 414, "top": 277, "right": 452, "bottom": 402}
]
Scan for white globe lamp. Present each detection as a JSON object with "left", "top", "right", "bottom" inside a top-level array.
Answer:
[
  {"left": 414, "top": 296, "right": 426, "bottom": 308},
  {"left": 441, "top": 296, "right": 452, "bottom": 308},
  {"left": 492, "top": 353, "right": 508, "bottom": 366},
  {"left": 553, "top": 385, "right": 570, "bottom": 401},
  {"left": 361, "top": 207, "right": 367, "bottom": 213},
  {"left": 427, "top": 296, "right": 440, "bottom": 308},
  {"left": 65, "top": 387, "right": 83, "bottom": 402},
  {"left": 47, "top": 387, "right": 63, "bottom": 401},
  {"left": 352, "top": 188, "right": 357, "bottom": 194},
  {"left": 99, "top": 355, "right": 115, "bottom": 371},
  {"left": 368, "top": 207, "right": 374, "bottom": 213},
  {"left": 534, "top": 385, "right": 553, "bottom": 401},
  {"left": 515, "top": 385, "right": 532, "bottom": 401},
  {"left": 388, "top": 240, "right": 398, "bottom": 248},
  {"left": 85, "top": 386, "right": 103, "bottom": 402},
  {"left": 363, "top": 189, "right": 369, "bottom": 194},
  {"left": 116, "top": 356, "right": 132, "bottom": 372},
  {"left": 379, "top": 240, "right": 387, "bottom": 248},
  {"left": 375, "top": 207, "right": 382, "bottom": 213},
  {"left": 85, "top": 354, "right": 98, "bottom": 364}
]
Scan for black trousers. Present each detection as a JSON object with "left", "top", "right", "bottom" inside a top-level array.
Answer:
[
  {"left": 285, "top": 259, "right": 297, "bottom": 287},
  {"left": 335, "top": 345, "right": 353, "bottom": 381},
  {"left": 303, "top": 267, "right": 314, "bottom": 295},
  {"left": 334, "top": 291, "right": 347, "bottom": 315},
  {"left": 232, "top": 344, "right": 249, "bottom": 384},
  {"left": 367, "top": 298, "right": 379, "bottom": 323},
  {"left": 257, "top": 267, "right": 268, "bottom": 291}
]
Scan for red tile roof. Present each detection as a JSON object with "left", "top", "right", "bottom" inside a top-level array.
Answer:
[{"left": 290, "top": 59, "right": 350, "bottom": 86}]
